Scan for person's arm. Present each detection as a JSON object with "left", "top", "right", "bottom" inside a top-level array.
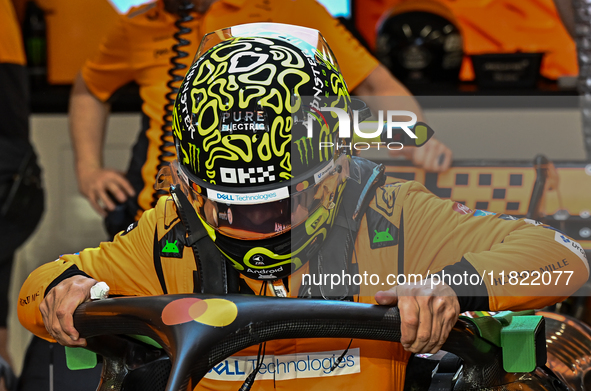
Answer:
[
  {"left": 286, "top": 0, "right": 453, "bottom": 171},
  {"left": 18, "top": 203, "right": 162, "bottom": 344},
  {"left": 351, "top": 64, "right": 416, "bottom": 99},
  {"left": 373, "top": 181, "right": 588, "bottom": 353},
  {"left": 352, "top": 65, "right": 453, "bottom": 172},
  {"left": 39, "top": 275, "right": 98, "bottom": 347},
  {"left": 404, "top": 182, "right": 588, "bottom": 308},
  {"left": 69, "top": 11, "right": 137, "bottom": 216},
  {"left": 69, "top": 75, "right": 135, "bottom": 217}
]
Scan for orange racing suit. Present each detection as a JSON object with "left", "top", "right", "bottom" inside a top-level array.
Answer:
[
  {"left": 18, "top": 175, "right": 589, "bottom": 391},
  {"left": 81, "top": 0, "right": 379, "bottom": 227}
]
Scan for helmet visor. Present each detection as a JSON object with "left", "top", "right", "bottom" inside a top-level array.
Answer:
[
  {"left": 158, "top": 155, "right": 348, "bottom": 240},
  {"left": 194, "top": 23, "right": 341, "bottom": 73}
]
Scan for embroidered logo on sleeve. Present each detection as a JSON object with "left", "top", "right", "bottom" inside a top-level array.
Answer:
[
  {"left": 373, "top": 228, "right": 394, "bottom": 244},
  {"left": 160, "top": 232, "right": 184, "bottom": 259},
  {"left": 366, "top": 208, "right": 398, "bottom": 250},
  {"left": 375, "top": 184, "right": 401, "bottom": 217},
  {"left": 120, "top": 221, "right": 139, "bottom": 236},
  {"left": 554, "top": 231, "right": 589, "bottom": 272},
  {"left": 162, "top": 240, "right": 180, "bottom": 254}
]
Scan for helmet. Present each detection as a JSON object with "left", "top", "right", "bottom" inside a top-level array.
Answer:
[{"left": 165, "top": 23, "right": 352, "bottom": 281}]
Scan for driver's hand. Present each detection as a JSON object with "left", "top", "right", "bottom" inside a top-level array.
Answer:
[
  {"left": 39, "top": 275, "right": 98, "bottom": 347},
  {"left": 77, "top": 166, "right": 135, "bottom": 217},
  {"left": 375, "top": 279, "right": 460, "bottom": 354},
  {"left": 389, "top": 138, "right": 453, "bottom": 172}
]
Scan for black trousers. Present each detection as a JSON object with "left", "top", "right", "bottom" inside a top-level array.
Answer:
[
  {"left": 17, "top": 337, "right": 101, "bottom": 391},
  {"left": 0, "top": 62, "right": 44, "bottom": 328}
]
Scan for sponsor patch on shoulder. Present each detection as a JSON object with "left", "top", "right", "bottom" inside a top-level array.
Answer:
[
  {"left": 120, "top": 221, "right": 139, "bottom": 236},
  {"left": 204, "top": 348, "right": 361, "bottom": 381},
  {"left": 366, "top": 208, "right": 398, "bottom": 250},
  {"left": 554, "top": 231, "right": 589, "bottom": 272},
  {"left": 160, "top": 230, "right": 184, "bottom": 259}
]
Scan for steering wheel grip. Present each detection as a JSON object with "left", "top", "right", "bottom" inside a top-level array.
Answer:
[{"left": 73, "top": 294, "right": 501, "bottom": 391}]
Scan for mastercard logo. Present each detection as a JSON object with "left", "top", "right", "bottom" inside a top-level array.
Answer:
[{"left": 161, "top": 298, "right": 238, "bottom": 327}]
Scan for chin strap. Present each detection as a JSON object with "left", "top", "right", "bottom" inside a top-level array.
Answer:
[{"left": 170, "top": 185, "right": 239, "bottom": 295}]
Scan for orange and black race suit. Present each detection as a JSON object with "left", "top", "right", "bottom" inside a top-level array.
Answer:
[
  {"left": 18, "top": 177, "right": 589, "bottom": 391},
  {"left": 82, "top": 0, "right": 379, "bottom": 223}
]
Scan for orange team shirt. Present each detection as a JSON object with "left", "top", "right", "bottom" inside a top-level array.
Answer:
[
  {"left": 18, "top": 179, "right": 589, "bottom": 390},
  {"left": 0, "top": 0, "right": 26, "bottom": 65},
  {"left": 81, "top": 0, "right": 379, "bottom": 218}
]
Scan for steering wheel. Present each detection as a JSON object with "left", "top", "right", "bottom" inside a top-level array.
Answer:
[{"left": 72, "top": 294, "right": 561, "bottom": 391}]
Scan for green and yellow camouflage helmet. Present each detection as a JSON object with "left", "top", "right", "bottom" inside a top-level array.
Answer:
[{"left": 170, "top": 23, "right": 352, "bottom": 281}]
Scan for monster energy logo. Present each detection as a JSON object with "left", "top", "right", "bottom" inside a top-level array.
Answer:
[
  {"left": 294, "top": 136, "right": 314, "bottom": 165},
  {"left": 189, "top": 144, "right": 200, "bottom": 173}
]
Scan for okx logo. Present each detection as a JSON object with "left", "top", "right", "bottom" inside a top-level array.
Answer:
[{"left": 220, "top": 166, "right": 275, "bottom": 185}]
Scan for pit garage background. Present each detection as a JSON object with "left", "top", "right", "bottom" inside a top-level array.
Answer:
[{"left": 7, "top": 0, "right": 591, "bottom": 377}]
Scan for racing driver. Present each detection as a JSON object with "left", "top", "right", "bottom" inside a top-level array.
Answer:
[{"left": 18, "top": 23, "right": 589, "bottom": 391}]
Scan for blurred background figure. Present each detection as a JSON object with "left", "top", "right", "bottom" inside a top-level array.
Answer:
[{"left": 0, "top": 0, "right": 44, "bottom": 390}]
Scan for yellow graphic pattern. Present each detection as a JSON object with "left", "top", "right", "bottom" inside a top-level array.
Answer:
[{"left": 174, "top": 37, "right": 342, "bottom": 185}]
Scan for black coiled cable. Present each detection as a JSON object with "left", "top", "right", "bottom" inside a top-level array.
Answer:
[{"left": 153, "top": 1, "right": 194, "bottom": 207}]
